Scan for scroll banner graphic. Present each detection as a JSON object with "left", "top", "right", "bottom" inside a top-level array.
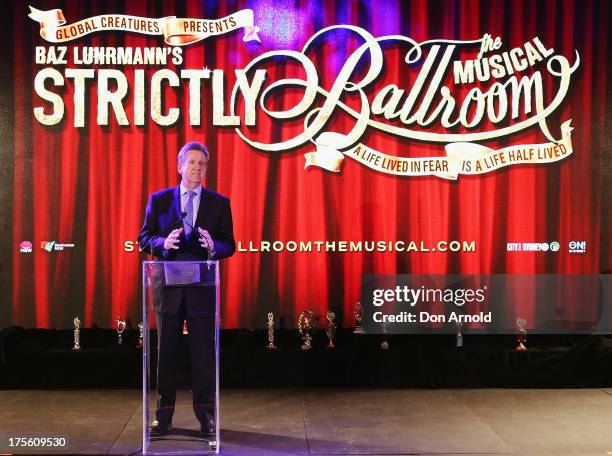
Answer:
[
  {"left": 304, "top": 120, "right": 574, "bottom": 180},
  {"left": 27, "top": 6, "right": 261, "bottom": 45}
]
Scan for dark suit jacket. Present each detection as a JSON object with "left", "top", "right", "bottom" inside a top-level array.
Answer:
[
  {"left": 138, "top": 185, "right": 236, "bottom": 260},
  {"left": 138, "top": 185, "right": 236, "bottom": 316}
]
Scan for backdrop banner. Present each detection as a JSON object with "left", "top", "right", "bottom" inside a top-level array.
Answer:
[{"left": 0, "top": 0, "right": 609, "bottom": 330}]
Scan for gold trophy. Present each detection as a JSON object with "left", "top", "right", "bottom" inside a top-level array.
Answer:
[
  {"left": 115, "top": 317, "right": 127, "bottom": 345},
  {"left": 266, "top": 312, "right": 278, "bottom": 350},
  {"left": 325, "top": 311, "right": 337, "bottom": 349},
  {"left": 298, "top": 310, "right": 315, "bottom": 351},
  {"left": 353, "top": 301, "right": 364, "bottom": 335},
  {"left": 73, "top": 317, "right": 81, "bottom": 350},
  {"left": 516, "top": 317, "right": 527, "bottom": 351},
  {"left": 137, "top": 322, "right": 144, "bottom": 348}
]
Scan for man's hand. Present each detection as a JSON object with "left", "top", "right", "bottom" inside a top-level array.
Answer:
[
  {"left": 198, "top": 227, "right": 215, "bottom": 252},
  {"left": 163, "top": 228, "right": 183, "bottom": 250}
]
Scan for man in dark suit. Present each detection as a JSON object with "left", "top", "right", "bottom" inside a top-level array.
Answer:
[{"left": 138, "top": 141, "right": 235, "bottom": 437}]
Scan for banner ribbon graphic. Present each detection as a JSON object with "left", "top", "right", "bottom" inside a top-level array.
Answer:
[
  {"left": 28, "top": 6, "right": 261, "bottom": 45},
  {"left": 305, "top": 120, "right": 574, "bottom": 180}
]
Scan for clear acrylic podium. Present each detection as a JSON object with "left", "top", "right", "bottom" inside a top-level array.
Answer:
[{"left": 142, "top": 261, "right": 220, "bottom": 455}]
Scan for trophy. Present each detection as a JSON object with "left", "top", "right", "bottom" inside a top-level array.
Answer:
[
  {"left": 325, "top": 311, "right": 337, "bottom": 349},
  {"left": 137, "top": 322, "right": 144, "bottom": 348},
  {"left": 298, "top": 310, "right": 315, "bottom": 351},
  {"left": 115, "top": 317, "right": 127, "bottom": 345},
  {"left": 516, "top": 317, "right": 527, "bottom": 351},
  {"left": 380, "top": 320, "right": 389, "bottom": 350},
  {"left": 266, "top": 312, "right": 278, "bottom": 350},
  {"left": 456, "top": 322, "right": 463, "bottom": 347},
  {"left": 183, "top": 320, "right": 189, "bottom": 335},
  {"left": 353, "top": 301, "right": 364, "bottom": 335},
  {"left": 73, "top": 317, "right": 81, "bottom": 350}
]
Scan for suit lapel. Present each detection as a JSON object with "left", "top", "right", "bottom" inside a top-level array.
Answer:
[
  {"left": 172, "top": 186, "right": 182, "bottom": 226},
  {"left": 195, "top": 186, "right": 211, "bottom": 230}
]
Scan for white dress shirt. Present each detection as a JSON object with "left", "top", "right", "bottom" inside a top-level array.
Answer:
[{"left": 179, "top": 183, "right": 202, "bottom": 228}]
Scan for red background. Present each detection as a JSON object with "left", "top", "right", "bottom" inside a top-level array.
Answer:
[{"left": 1, "top": 0, "right": 610, "bottom": 330}]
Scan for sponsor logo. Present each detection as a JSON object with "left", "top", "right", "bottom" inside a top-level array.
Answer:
[
  {"left": 507, "top": 242, "right": 559, "bottom": 252},
  {"left": 569, "top": 240, "right": 587, "bottom": 254},
  {"left": 40, "top": 240, "right": 75, "bottom": 252},
  {"left": 20, "top": 241, "right": 33, "bottom": 253},
  {"left": 41, "top": 241, "right": 56, "bottom": 252}
]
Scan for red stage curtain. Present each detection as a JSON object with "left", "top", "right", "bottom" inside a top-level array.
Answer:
[{"left": 3, "top": 0, "right": 611, "bottom": 329}]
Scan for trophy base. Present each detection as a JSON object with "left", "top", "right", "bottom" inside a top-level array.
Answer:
[
  {"left": 353, "top": 326, "right": 364, "bottom": 335},
  {"left": 301, "top": 344, "right": 312, "bottom": 351},
  {"left": 516, "top": 342, "right": 527, "bottom": 351},
  {"left": 326, "top": 343, "right": 335, "bottom": 349},
  {"left": 380, "top": 341, "right": 389, "bottom": 350},
  {"left": 266, "top": 344, "right": 278, "bottom": 350},
  {"left": 72, "top": 346, "right": 81, "bottom": 351}
]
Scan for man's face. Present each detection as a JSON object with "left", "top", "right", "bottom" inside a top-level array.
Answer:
[{"left": 178, "top": 149, "right": 207, "bottom": 188}]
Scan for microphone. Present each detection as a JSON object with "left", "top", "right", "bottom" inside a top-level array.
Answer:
[{"left": 180, "top": 211, "right": 195, "bottom": 232}]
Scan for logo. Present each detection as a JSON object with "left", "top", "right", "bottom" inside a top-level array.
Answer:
[
  {"left": 247, "top": 29, "right": 579, "bottom": 179},
  {"left": 507, "top": 242, "right": 559, "bottom": 253},
  {"left": 41, "top": 241, "right": 56, "bottom": 252},
  {"left": 40, "top": 241, "right": 75, "bottom": 252},
  {"left": 20, "top": 241, "right": 33, "bottom": 253},
  {"left": 569, "top": 240, "right": 587, "bottom": 253},
  {"left": 30, "top": 11, "right": 580, "bottom": 181}
]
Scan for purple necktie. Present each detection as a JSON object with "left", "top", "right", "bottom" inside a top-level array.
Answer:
[{"left": 183, "top": 191, "right": 195, "bottom": 237}]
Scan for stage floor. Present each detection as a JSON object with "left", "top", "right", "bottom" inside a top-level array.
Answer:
[{"left": 1, "top": 389, "right": 611, "bottom": 455}]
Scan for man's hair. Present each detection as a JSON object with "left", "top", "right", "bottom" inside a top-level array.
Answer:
[{"left": 178, "top": 141, "right": 209, "bottom": 165}]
